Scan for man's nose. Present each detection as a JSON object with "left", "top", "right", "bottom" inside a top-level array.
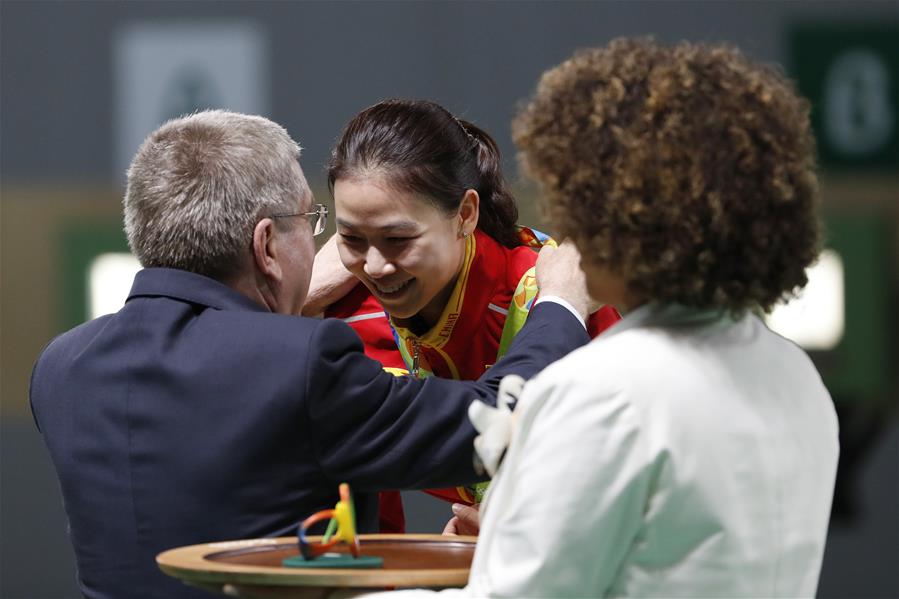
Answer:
[{"left": 363, "top": 246, "right": 397, "bottom": 278}]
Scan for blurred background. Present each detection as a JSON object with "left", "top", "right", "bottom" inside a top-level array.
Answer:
[{"left": 1, "top": 1, "right": 896, "bottom": 597}]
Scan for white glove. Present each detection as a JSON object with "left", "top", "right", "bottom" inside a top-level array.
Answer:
[{"left": 468, "top": 374, "right": 524, "bottom": 477}]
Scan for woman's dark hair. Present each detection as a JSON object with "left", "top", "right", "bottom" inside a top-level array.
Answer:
[{"left": 328, "top": 99, "right": 521, "bottom": 248}]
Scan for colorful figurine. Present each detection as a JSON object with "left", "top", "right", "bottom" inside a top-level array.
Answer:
[
  {"left": 298, "top": 483, "right": 361, "bottom": 560},
  {"left": 284, "top": 483, "right": 383, "bottom": 569}
]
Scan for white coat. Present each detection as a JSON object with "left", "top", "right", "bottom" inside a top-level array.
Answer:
[{"left": 367, "top": 304, "right": 840, "bottom": 598}]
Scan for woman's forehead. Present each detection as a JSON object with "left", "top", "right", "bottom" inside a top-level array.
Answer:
[{"left": 334, "top": 178, "right": 449, "bottom": 226}]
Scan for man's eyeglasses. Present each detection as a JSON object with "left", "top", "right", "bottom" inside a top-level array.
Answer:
[{"left": 270, "top": 204, "right": 328, "bottom": 236}]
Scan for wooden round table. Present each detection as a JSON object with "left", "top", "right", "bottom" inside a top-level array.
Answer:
[{"left": 157, "top": 534, "right": 476, "bottom": 598}]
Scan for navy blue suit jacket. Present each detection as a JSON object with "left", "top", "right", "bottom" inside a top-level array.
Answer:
[{"left": 30, "top": 268, "right": 588, "bottom": 599}]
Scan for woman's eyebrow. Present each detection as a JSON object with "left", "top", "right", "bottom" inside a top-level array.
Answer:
[{"left": 336, "top": 219, "right": 420, "bottom": 233}]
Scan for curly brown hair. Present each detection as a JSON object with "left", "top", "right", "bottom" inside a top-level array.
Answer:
[{"left": 512, "top": 38, "right": 822, "bottom": 313}]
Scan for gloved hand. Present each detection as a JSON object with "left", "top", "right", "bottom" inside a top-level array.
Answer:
[{"left": 468, "top": 374, "right": 524, "bottom": 477}]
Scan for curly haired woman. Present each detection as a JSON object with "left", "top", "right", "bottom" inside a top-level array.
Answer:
[{"left": 363, "top": 38, "right": 839, "bottom": 598}]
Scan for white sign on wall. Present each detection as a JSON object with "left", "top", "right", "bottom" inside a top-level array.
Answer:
[
  {"left": 114, "top": 21, "right": 269, "bottom": 180},
  {"left": 765, "top": 249, "right": 845, "bottom": 351},
  {"left": 89, "top": 253, "right": 143, "bottom": 319}
]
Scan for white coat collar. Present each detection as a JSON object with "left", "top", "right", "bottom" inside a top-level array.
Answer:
[{"left": 600, "top": 303, "right": 734, "bottom": 338}]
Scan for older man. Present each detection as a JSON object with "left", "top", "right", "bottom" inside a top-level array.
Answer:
[{"left": 29, "top": 110, "right": 590, "bottom": 599}]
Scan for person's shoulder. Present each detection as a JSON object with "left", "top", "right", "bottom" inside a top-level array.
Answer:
[
  {"left": 543, "top": 324, "right": 659, "bottom": 374},
  {"left": 502, "top": 242, "right": 540, "bottom": 281},
  {"left": 514, "top": 331, "right": 644, "bottom": 445},
  {"left": 215, "top": 310, "right": 356, "bottom": 347},
  {"left": 746, "top": 314, "right": 833, "bottom": 399},
  {"left": 504, "top": 241, "right": 541, "bottom": 262},
  {"left": 36, "top": 315, "right": 114, "bottom": 362},
  {"left": 475, "top": 230, "right": 540, "bottom": 284},
  {"left": 31, "top": 316, "right": 119, "bottom": 401},
  {"left": 522, "top": 324, "right": 669, "bottom": 413}
]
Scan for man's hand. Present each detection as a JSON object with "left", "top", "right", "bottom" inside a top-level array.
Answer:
[
  {"left": 302, "top": 233, "right": 358, "bottom": 316},
  {"left": 443, "top": 503, "right": 481, "bottom": 537},
  {"left": 535, "top": 240, "right": 592, "bottom": 319}
]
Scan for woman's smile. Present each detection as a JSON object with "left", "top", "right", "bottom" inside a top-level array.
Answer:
[
  {"left": 370, "top": 278, "right": 414, "bottom": 299},
  {"left": 334, "top": 177, "right": 471, "bottom": 324}
]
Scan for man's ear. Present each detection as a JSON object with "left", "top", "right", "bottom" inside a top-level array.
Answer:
[
  {"left": 459, "top": 189, "right": 480, "bottom": 237},
  {"left": 252, "top": 218, "right": 283, "bottom": 283}
]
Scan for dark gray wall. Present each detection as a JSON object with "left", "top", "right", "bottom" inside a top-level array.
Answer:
[
  {"left": 4, "top": 0, "right": 895, "bottom": 185},
  {"left": 2, "top": 1, "right": 897, "bottom": 598}
]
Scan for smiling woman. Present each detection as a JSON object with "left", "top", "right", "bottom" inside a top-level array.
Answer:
[
  {"left": 318, "top": 99, "right": 620, "bottom": 533},
  {"left": 332, "top": 177, "right": 475, "bottom": 327}
]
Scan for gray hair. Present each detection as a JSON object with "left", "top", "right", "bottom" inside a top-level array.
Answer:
[{"left": 123, "top": 109, "right": 305, "bottom": 280}]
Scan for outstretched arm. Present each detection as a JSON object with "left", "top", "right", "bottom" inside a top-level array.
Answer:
[{"left": 305, "top": 301, "right": 590, "bottom": 492}]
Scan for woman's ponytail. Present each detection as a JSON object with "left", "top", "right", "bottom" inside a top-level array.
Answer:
[{"left": 460, "top": 120, "right": 521, "bottom": 248}]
